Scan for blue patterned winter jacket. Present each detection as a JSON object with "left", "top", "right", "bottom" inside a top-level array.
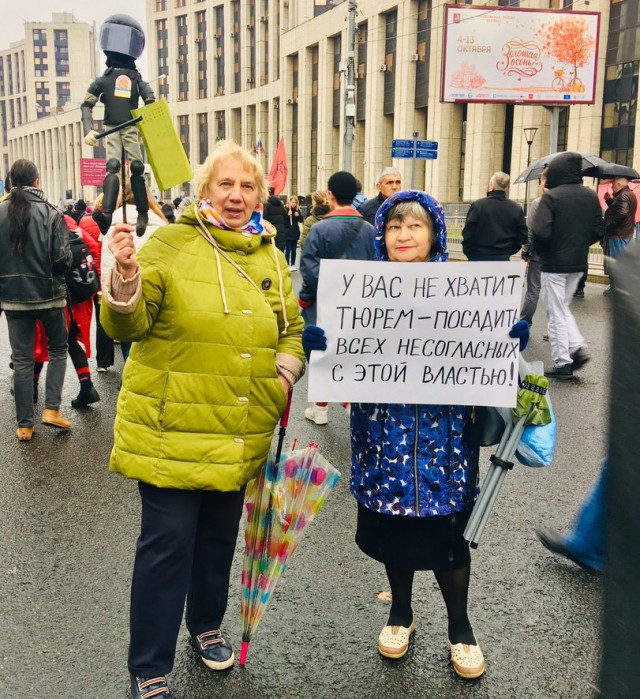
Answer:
[{"left": 350, "top": 191, "right": 476, "bottom": 518}]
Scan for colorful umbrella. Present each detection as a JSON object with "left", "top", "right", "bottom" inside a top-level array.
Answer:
[{"left": 239, "top": 442, "right": 340, "bottom": 665}]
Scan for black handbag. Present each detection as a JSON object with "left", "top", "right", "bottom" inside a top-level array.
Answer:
[{"left": 463, "top": 406, "right": 506, "bottom": 448}]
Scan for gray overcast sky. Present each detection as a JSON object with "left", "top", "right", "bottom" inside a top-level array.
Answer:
[{"left": 0, "top": 1, "right": 148, "bottom": 72}]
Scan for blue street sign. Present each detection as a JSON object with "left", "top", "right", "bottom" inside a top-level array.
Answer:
[
  {"left": 416, "top": 149, "right": 438, "bottom": 160},
  {"left": 391, "top": 139, "right": 415, "bottom": 149},
  {"left": 391, "top": 147, "right": 415, "bottom": 159},
  {"left": 417, "top": 140, "right": 438, "bottom": 150}
]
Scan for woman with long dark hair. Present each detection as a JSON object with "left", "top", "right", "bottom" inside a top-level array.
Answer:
[{"left": 0, "top": 159, "right": 73, "bottom": 440}]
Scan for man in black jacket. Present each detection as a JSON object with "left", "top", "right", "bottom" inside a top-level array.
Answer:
[
  {"left": 462, "top": 172, "right": 527, "bottom": 261},
  {"left": 357, "top": 167, "right": 402, "bottom": 225},
  {"left": 531, "top": 152, "right": 604, "bottom": 379},
  {"left": 602, "top": 177, "right": 638, "bottom": 295},
  {"left": 262, "top": 188, "right": 287, "bottom": 251}
]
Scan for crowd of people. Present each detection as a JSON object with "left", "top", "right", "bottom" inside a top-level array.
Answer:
[{"left": 0, "top": 143, "right": 629, "bottom": 698}]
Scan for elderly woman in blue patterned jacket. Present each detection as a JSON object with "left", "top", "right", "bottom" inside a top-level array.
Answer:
[{"left": 302, "top": 190, "right": 529, "bottom": 679}]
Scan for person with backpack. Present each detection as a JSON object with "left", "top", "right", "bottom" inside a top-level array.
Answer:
[
  {"left": 298, "top": 171, "right": 375, "bottom": 425},
  {"left": 0, "top": 159, "right": 73, "bottom": 440}
]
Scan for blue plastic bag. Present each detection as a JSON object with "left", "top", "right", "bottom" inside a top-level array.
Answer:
[{"left": 515, "top": 398, "right": 556, "bottom": 468}]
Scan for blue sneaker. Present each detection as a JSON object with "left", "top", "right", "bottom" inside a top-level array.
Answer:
[
  {"left": 130, "top": 675, "right": 174, "bottom": 699},
  {"left": 191, "top": 629, "right": 235, "bottom": 670}
]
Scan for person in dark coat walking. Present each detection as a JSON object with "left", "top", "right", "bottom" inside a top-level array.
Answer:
[
  {"left": 530, "top": 151, "right": 604, "bottom": 379},
  {"left": 263, "top": 188, "right": 287, "bottom": 251},
  {"left": 357, "top": 168, "right": 402, "bottom": 225},
  {"left": 462, "top": 172, "right": 528, "bottom": 261},
  {"left": 284, "top": 196, "right": 303, "bottom": 270}
]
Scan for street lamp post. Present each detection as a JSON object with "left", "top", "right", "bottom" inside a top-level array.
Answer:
[{"left": 523, "top": 127, "right": 538, "bottom": 216}]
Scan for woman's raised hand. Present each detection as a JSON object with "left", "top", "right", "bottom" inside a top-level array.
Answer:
[{"left": 108, "top": 223, "right": 138, "bottom": 279}]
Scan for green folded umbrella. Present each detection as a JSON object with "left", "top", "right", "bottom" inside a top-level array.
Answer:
[{"left": 512, "top": 373, "right": 551, "bottom": 427}]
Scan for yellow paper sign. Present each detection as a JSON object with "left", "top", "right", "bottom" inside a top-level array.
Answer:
[{"left": 131, "top": 99, "right": 193, "bottom": 190}]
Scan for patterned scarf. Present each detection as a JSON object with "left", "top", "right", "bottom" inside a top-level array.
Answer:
[
  {"left": 198, "top": 197, "right": 265, "bottom": 235},
  {"left": 12, "top": 185, "right": 48, "bottom": 203}
]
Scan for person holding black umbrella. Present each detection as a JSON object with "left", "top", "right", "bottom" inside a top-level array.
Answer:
[
  {"left": 602, "top": 177, "right": 637, "bottom": 296},
  {"left": 530, "top": 152, "right": 604, "bottom": 380}
]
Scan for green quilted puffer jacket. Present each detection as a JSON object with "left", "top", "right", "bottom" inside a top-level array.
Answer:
[{"left": 100, "top": 205, "right": 305, "bottom": 491}]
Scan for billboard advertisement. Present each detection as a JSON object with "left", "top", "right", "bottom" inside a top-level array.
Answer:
[
  {"left": 441, "top": 6, "right": 600, "bottom": 105},
  {"left": 80, "top": 158, "right": 107, "bottom": 186}
]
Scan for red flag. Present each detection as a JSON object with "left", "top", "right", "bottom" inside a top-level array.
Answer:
[{"left": 268, "top": 137, "right": 288, "bottom": 196}]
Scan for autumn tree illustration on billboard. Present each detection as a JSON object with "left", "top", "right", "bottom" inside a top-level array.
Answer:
[{"left": 534, "top": 15, "right": 595, "bottom": 93}]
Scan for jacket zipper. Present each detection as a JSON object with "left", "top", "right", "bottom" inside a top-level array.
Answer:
[
  {"left": 446, "top": 409, "right": 453, "bottom": 484},
  {"left": 159, "top": 374, "right": 169, "bottom": 427},
  {"left": 413, "top": 405, "right": 420, "bottom": 516}
]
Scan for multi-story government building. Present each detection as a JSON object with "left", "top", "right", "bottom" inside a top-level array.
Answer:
[
  {"left": 1, "top": 13, "right": 100, "bottom": 202},
  {"left": 3, "top": 2, "right": 639, "bottom": 207}
]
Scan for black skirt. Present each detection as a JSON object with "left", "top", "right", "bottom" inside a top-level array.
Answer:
[{"left": 355, "top": 502, "right": 471, "bottom": 571}]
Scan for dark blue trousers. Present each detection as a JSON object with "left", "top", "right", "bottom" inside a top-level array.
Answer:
[{"left": 128, "top": 482, "right": 245, "bottom": 676}]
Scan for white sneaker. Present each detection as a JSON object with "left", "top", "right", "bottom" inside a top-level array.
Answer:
[{"left": 304, "top": 404, "right": 328, "bottom": 425}]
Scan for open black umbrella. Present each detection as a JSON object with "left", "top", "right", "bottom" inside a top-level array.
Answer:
[
  {"left": 582, "top": 162, "right": 640, "bottom": 180},
  {"left": 514, "top": 152, "right": 609, "bottom": 184}
]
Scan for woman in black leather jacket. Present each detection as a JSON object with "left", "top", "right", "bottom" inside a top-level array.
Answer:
[{"left": 0, "top": 159, "right": 73, "bottom": 440}]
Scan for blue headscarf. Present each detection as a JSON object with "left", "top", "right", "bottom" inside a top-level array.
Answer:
[{"left": 374, "top": 189, "right": 449, "bottom": 263}]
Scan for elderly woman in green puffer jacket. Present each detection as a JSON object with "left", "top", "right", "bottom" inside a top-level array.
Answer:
[{"left": 100, "top": 140, "right": 304, "bottom": 699}]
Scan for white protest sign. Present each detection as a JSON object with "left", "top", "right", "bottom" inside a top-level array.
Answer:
[{"left": 308, "top": 260, "right": 526, "bottom": 407}]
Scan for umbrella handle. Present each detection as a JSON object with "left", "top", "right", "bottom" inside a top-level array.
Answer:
[
  {"left": 239, "top": 641, "right": 249, "bottom": 666},
  {"left": 280, "top": 389, "right": 293, "bottom": 429}
]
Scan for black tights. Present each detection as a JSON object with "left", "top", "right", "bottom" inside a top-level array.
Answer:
[{"left": 385, "top": 564, "right": 475, "bottom": 645}]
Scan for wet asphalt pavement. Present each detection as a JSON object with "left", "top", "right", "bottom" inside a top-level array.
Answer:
[{"left": 0, "top": 277, "right": 609, "bottom": 698}]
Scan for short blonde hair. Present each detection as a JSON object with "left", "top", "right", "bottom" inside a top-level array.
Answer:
[{"left": 196, "top": 139, "right": 268, "bottom": 202}]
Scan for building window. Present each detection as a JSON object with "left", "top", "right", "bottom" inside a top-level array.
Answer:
[
  {"left": 247, "top": 0, "right": 256, "bottom": 87},
  {"left": 156, "top": 19, "right": 169, "bottom": 99},
  {"left": 179, "top": 115, "right": 190, "bottom": 158},
  {"left": 196, "top": 10, "right": 208, "bottom": 99},
  {"left": 332, "top": 35, "right": 342, "bottom": 127},
  {"left": 155, "top": 0, "right": 166, "bottom": 10},
  {"left": 7, "top": 55, "right": 14, "bottom": 93},
  {"left": 215, "top": 110, "right": 226, "bottom": 141},
  {"left": 198, "top": 113, "right": 208, "bottom": 163},
  {"left": 32, "top": 28, "right": 47, "bottom": 46},
  {"left": 383, "top": 10, "right": 397, "bottom": 116},
  {"left": 215, "top": 5, "right": 225, "bottom": 95},
  {"left": 557, "top": 107, "right": 570, "bottom": 152},
  {"left": 0, "top": 57, "right": 5, "bottom": 97},
  {"left": 0, "top": 103, "right": 7, "bottom": 146},
  {"left": 415, "top": 1, "right": 431, "bottom": 110},
  {"left": 176, "top": 0, "right": 186, "bottom": 6},
  {"left": 56, "top": 81, "right": 71, "bottom": 108},
  {"left": 314, "top": 0, "right": 334, "bottom": 17},
  {"left": 232, "top": 0, "right": 242, "bottom": 92},
  {"left": 600, "top": 61, "right": 638, "bottom": 166},
  {"left": 261, "top": 0, "right": 269, "bottom": 84},
  {"left": 55, "top": 28, "right": 69, "bottom": 77},
  {"left": 356, "top": 22, "right": 367, "bottom": 121},
  {"left": 35, "top": 81, "right": 50, "bottom": 117},
  {"left": 176, "top": 15, "right": 189, "bottom": 101}
]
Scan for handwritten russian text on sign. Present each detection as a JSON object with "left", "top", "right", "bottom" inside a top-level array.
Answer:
[{"left": 308, "top": 260, "right": 525, "bottom": 407}]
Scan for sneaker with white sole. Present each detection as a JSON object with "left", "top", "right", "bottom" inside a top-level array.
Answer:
[
  {"left": 304, "top": 404, "right": 329, "bottom": 425},
  {"left": 191, "top": 629, "right": 235, "bottom": 671}
]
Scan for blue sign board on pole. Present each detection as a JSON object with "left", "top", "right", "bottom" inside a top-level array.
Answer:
[
  {"left": 391, "top": 147, "right": 415, "bottom": 159},
  {"left": 416, "top": 149, "right": 438, "bottom": 159},
  {"left": 392, "top": 139, "right": 438, "bottom": 160},
  {"left": 392, "top": 139, "right": 416, "bottom": 149}
]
